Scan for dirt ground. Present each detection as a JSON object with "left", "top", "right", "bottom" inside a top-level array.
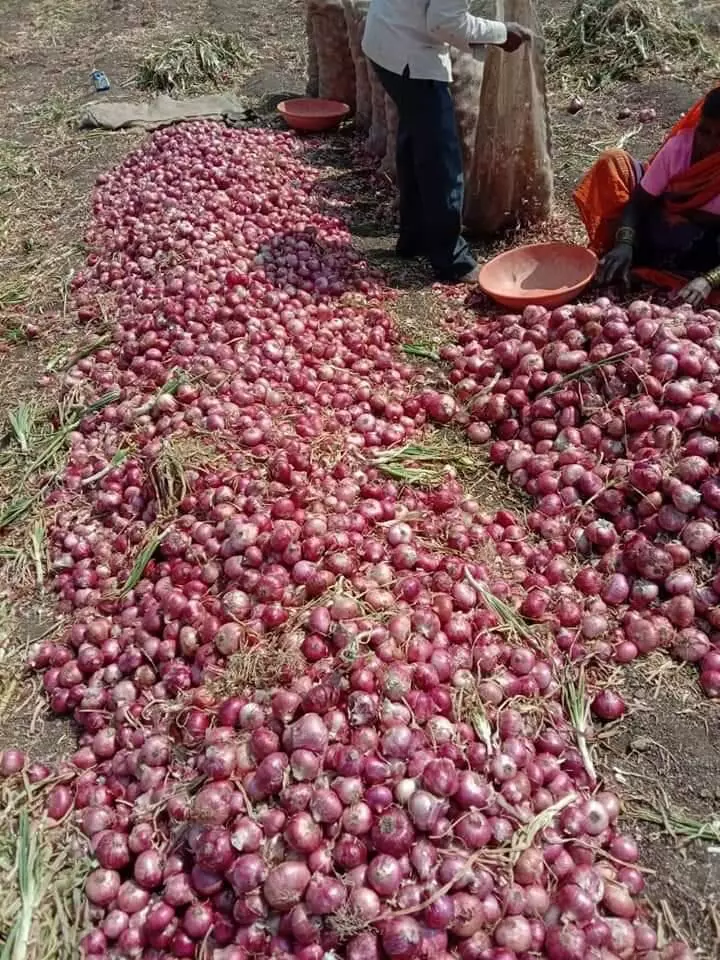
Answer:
[{"left": 1, "top": 0, "right": 720, "bottom": 954}]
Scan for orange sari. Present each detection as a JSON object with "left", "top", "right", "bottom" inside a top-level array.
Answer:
[{"left": 573, "top": 91, "right": 720, "bottom": 300}]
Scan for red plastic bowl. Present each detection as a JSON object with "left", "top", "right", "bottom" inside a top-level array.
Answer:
[
  {"left": 478, "top": 242, "right": 598, "bottom": 309},
  {"left": 277, "top": 98, "right": 350, "bottom": 132}
]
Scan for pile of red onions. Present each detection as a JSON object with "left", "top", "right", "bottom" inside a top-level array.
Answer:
[
  {"left": 0, "top": 123, "right": 697, "bottom": 960},
  {"left": 444, "top": 300, "right": 719, "bottom": 696}
]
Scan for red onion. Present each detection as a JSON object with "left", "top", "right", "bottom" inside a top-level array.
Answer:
[
  {"left": 494, "top": 915, "right": 532, "bottom": 951},
  {"left": 591, "top": 689, "right": 626, "bottom": 721},
  {"left": 263, "top": 862, "right": 311, "bottom": 911},
  {"left": 304, "top": 874, "right": 347, "bottom": 914},
  {"left": 379, "top": 917, "right": 422, "bottom": 959},
  {"left": 94, "top": 831, "right": 131, "bottom": 870},
  {"left": 86, "top": 868, "right": 121, "bottom": 906},
  {"left": 0, "top": 749, "right": 26, "bottom": 776},
  {"left": 366, "top": 854, "right": 402, "bottom": 896},
  {"left": 370, "top": 806, "right": 414, "bottom": 856}
]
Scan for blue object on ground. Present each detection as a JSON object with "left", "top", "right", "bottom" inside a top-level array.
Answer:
[{"left": 91, "top": 71, "right": 110, "bottom": 92}]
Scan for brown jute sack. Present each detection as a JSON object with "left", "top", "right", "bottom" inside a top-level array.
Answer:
[
  {"left": 365, "top": 66, "right": 387, "bottom": 157},
  {"left": 465, "top": 0, "right": 553, "bottom": 235},
  {"left": 307, "top": 0, "right": 357, "bottom": 110},
  {"left": 343, "top": 0, "right": 372, "bottom": 131},
  {"left": 306, "top": 5, "right": 320, "bottom": 97},
  {"left": 450, "top": 49, "right": 485, "bottom": 186},
  {"left": 380, "top": 95, "right": 398, "bottom": 179}
]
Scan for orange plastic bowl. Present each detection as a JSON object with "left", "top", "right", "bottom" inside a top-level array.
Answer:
[
  {"left": 277, "top": 98, "right": 350, "bottom": 132},
  {"left": 478, "top": 242, "right": 598, "bottom": 310}
]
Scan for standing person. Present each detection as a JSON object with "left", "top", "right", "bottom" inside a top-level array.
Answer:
[{"left": 362, "top": 0, "right": 531, "bottom": 284}]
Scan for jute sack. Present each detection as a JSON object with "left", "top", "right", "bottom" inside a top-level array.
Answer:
[
  {"left": 450, "top": 49, "right": 485, "bottom": 189},
  {"left": 306, "top": 4, "right": 320, "bottom": 97},
  {"left": 343, "top": 0, "right": 372, "bottom": 130},
  {"left": 465, "top": 0, "right": 553, "bottom": 235},
  {"left": 365, "top": 65, "right": 387, "bottom": 156},
  {"left": 379, "top": 95, "right": 398, "bottom": 178},
  {"left": 307, "top": 0, "right": 357, "bottom": 110}
]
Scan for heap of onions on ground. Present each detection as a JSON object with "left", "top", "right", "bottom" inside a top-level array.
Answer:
[
  {"left": 442, "top": 300, "right": 719, "bottom": 697},
  {"left": 0, "top": 123, "right": 706, "bottom": 960}
]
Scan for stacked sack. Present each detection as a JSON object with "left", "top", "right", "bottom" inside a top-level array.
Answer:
[
  {"left": 306, "top": 4, "right": 320, "bottom": 96},
  {"left": 342, "top": 0, "right": 373, "bottom": 133},
  {"left": 464, "top": 0, "right": 553, "bottom": 234},
  {"left": 306, "top": 0, "right": 357, "bottom": 110}
]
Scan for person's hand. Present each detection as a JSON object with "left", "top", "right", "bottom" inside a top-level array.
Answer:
[
  {"left": 501, "top": 23, "right": 533, "bottom": 52},
  {"left": 674, "top": 275, "right": 711, "bottom": 308},
  {"left": 597, "top": 242, "right": 633, "bottom": 287}
]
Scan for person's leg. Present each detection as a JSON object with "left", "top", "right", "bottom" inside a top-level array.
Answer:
[
  {"left": 371, "top": 63, "right": 424, "bottom": 258},
  {"left": 404, "top": 81, "right": 475, "bottom": 281},
  {"left": 395, "top": 111, "right": 424, "bottom": 258}
]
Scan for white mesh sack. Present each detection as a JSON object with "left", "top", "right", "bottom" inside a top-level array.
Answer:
[
  {"left": 307, "top": 0, "right": 357, "bottom": 110},
  {"left": 343, "top": 0, "right": 372, "bottom": 131},
  {"left": 465, "top": 0, "right": 553, "bottom": 235}
]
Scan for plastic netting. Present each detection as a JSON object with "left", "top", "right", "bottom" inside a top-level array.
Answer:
[
  {"left": 465, "top": 0, "right": 553, "bottom": 235},
  {"left": 307, "top": 0, "right": 357, "bottom": 110},
  {"left": 343, "top": 0, "right": 372, "bottom": 131}
]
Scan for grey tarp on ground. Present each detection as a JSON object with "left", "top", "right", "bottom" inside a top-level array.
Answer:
[{"left": 77, "top": 93, "right": 246, "bottom": 131}]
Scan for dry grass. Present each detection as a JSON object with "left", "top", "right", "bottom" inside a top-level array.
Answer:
[
  {"left": 208, "top": 635, "right": 305, "bottom": 696},
  {"left": 328, "top": 904, "right": 374, "bottom": 942},
  {"left": 0, "top": 391, "right": 117, "bottom": 536},
  {"left": 452, "top": 681, "right": 495, "bottom": 751},
  {"left": 0, "top": 599, "right": 65, "bottom": 727},
  {"left": 118, "top": 524, "right": 173, "bottom": 597},
  {"left": 546, "top": 0, "right": 719, "bottom": 91},
  {"left": 466, "top": 569, "right": 546, "bottom": 648},
  {"left": 0, "top": 598, "right": 22, "bottom": 720},
  {"left": 390, "top": 288, "right": 457, "bottom": 350},
  {"left": 370, "top": 433, "right": 477, "bottom": 487},
  {"left": 629, "top": 794, "right": 720, "bottom": 846},
  {"left": 149, "top": 429, "right": 227, "bottom": 520},
  {"left": 0, "top": 126, "right": 143, "bottom": 324},
  {"left": 136, "top": 31, "right": 254, "bottom": 93},
  {"left": 0, "top": 776, "right": 91, "bottom": 959}
]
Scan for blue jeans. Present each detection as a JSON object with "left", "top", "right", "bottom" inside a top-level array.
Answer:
[{"left": 371, "top": 62, "right": 476, "bottom": 282}]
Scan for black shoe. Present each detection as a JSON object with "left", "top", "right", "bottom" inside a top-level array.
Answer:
[
  {"left": 457, "top": 266, "right": 480, "bottom": 285},
  {"left": 395, "top": 239, "right": 424, "bottom": 259},
  {"left": 435, "top": 265, "right": 480, "bottom": 285}
]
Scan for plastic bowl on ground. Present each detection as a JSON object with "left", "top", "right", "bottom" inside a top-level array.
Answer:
[
  {"left": 277, "top": 98, "right": 351, "bottom": 132},
  {"left": 477, "top": 242, "right": 598, "bottom": 310}
]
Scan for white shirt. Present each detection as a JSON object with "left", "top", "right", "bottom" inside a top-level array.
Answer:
[{"left": 362, "top": 0, "right": 507, "bottom": 82}]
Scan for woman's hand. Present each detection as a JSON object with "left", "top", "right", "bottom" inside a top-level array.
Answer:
[
  {"left": 675, "top": 276, "right": 712, "bottom": 308},
  {"left": 597, "top": 242, "right": 633, "bottom": 286}
]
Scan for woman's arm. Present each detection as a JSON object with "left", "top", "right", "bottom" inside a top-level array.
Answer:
[
  {"left": 597, "top": 185, "right": 659, "bottom": 285},
  {"left": 614, "top": 184, "right": 658, "bottom": 240}
]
